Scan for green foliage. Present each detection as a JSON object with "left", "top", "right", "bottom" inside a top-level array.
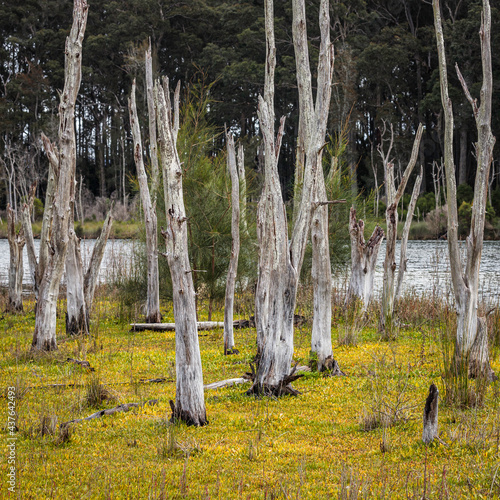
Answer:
[
  {"left": 33, "top": 198, "right": 44, "bottom": 221},
  {"left": 458, "top": 201, "right": 473, "bottom": 235},
  {"left": 457, "top": 183, "right": 474, "bottom": 207},
  {"left": 416, "top": 192, "right": 436, "bottom": 218}
]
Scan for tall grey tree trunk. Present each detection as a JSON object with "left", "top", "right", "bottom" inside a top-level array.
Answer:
[
  {"left": 395, "top": 167, "right": 423, "bottom": 302},
  {"left": 66, "top": 227, "right": 88, "bottom": 335},
  {"left": 65, "top": 208, "right": 113, "bottom": 335},
  {"left": 250, "top": 0, "right": 334, "bottom": 395},
  {"left": 433, "top": 0, "right": 496, "bottom": 379},
  {"left": 84, "top": 209, "right": 113, "bottom": 312},
  {"left": 378, "top": 124, "right": 423, "bottom": 336},
  {"left": 7, "top": 205, "right": 25, "bottom": 312},
  {"left": 238, "top": 144, "right": 247, "bottom": 235},
  {"left": 156, "top": 77, "right": 207, "bottom": 426},
  {"left": 348, "top": 207, "right": 384, "bottom": 309},
  {"left": 223, "top": 133, "right": 240, "bottom": 355},
  {"left": 32, "top": 0, "right": 88, "bottom": 351},
  {"left": 129, "top": 78, "right": 161, "bottom": 323}
]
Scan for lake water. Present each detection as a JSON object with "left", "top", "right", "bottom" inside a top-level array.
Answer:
[{"left": 1, "top": 238, "right": 499, "bottom": 303}]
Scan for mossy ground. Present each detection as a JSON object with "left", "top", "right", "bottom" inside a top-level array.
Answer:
[{"left": 1, "top": 291, "right": 500, "bottom": 499}]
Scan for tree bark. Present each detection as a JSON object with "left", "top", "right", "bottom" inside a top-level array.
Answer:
[
  {"left": 422, "top": 384, "right": 439, "bottom": 444},
  {"left": 156, "top": 77, "right": 207, "bottom": 426},
  {"left": 237, "top": 143, "right": 247, "bottom": 235},
  {"left": 7, "top": 205, "right": 25, "bottom": 312},
  {"left": 348, "top": 207, "right": 384, "bottom": 309},
  {"left": 379, "top": 124, "right": 423, "bottom": 336},
  {"left": 250, "top": 0, "right": 335, "bottom": 393},
  {"left": 84, "top": 208, "right": 113, "bottom": 311},
  {"left": 129, "top": 79, "right": 161, "bottom": 323},
  {"left": 223, "top": 133, "right": 240, "bottom": 354},
  {"left": 65, "top": 227, "right": 88, "bottom": 335},
  {"left": 433, "top": 0, "right": 496, "bottom": 379},
  {"left": 395, "top": 167, "right": 423, "bottom": 302},
  {"left": 32, "top": 0, "right": 88, "bottom": 351}
]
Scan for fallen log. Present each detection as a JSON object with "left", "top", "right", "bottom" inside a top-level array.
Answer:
[
  {"left": 130, "top": 321, "right": 224, "bottom": 332},
  {"left": 61, "top": 399, "right": 158, "bottom": 426},
  {"left": 66, "top": 358, "right": 94, "bottom": 371},
  {"left": 204, "top": 377, "right": 250, "bottom": 390}
]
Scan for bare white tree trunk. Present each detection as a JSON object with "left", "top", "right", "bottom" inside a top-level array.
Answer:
[
  {"left": 65, "top": 227, "right": 88, "bottom": 335},
  {"left": 395, "top": 168, "right": 423, "bottom": 302},
  {"left": 84, "top": 209, "right": 113, "bottom": 311},
  {"left": 348, "top": 207, "right": 384, "bottom": 308},
  {"left": 433, "top": 0, "right": 496, "bottom": 379},
  {"left": 32, "top": 0, "right": 88, "bottom": 351},
  {"left": 7, "top": 205, "right": 25, "bottom": 312},
  {"left": 65, "top": 208, "right": 113, "bottom": 335},
  {"left": 146, "top": 40, "right": 160, "bottom": 202},
  {"left": 237, "top": 144, "right": 247, "bottom": 235},
  {"left": 223, "top": 133, "right": 240, "bottom": 355},
  {"left": 378, "top": 124, "right": 423, "bottom": 336},
  {"left": 129, "top": 78, "right": 161, "bottom": 323},
  {"left": 156, "top": 77, "right": 207, "bottom": 426},
  {"left": 250, "top": 0, "right": 334, "bottom": 394}
]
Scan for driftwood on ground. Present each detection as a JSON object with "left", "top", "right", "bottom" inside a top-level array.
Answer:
[{"left": 61, "top": 399, "right": 158, "bottom": 427}]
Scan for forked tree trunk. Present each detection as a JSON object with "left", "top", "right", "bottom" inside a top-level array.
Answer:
[
  {"left": 223, "top": 132, "right": 240, "bottom": 355},
  {"left": 379, "top": 124, "right": 423, "bottom": 336},
  {"left": 129, "top": 78, "right": 161, "bottom": 323},
  {"left": 84, "top": 209, "right": 113, "bottom": 311},
  {"left": 348, "top": 207, "right": 384, "bottom": 309},
  {"left": 32, "top": 0, "right": 88, "bottom": 351},
  {"left": 249, "top": 0, "right": 334, "bottom": 395},
  {"left": 156, "top": 77, "right": 207, "bottom": 426},
  {"left": 395, "top": 168, "right": 423, "bottom": 302},
  {"left": 66, "top": 227, "right": 88, "bottom": 335},
  {"left": 66, "top": 208, "right": 113, "bottom": 335},
  {"left": 433, "top": 0, "right": 496, "bottom": 379},
  {"left": 7, "top": 205, "right": 25, "bottom": 312}
]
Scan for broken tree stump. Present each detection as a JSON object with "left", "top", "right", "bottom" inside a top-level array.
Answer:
[{"left": 422, "top": 383, "right": 439, "bottom": 444}]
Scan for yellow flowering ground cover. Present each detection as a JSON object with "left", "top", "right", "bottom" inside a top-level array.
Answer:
[{"left": 1, "top": 295, "right": 500, "bottom": 499}]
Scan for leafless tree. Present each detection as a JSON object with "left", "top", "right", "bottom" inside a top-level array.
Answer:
[
  {"left": 433, "top": 0, "right": 496, "bottom": 379},
  {"left": 156, "top": 77, "right": 207, "bottom": 426},
  {"left": 30, "top": 0, "right": 88, "bottom": 351}
]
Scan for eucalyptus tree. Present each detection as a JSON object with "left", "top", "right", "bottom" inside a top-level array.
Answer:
[
  {"left": 433, "top": 0, "right": 496, "bottom": 379},
  {"left": 30, "top": 0, "right": 88, "bottom": 351},
  {"left": 155, "top": 77, "right": 208, "bottom": 426},
  {"left": 127, "top": 42, "right": 161, "bottom": 324},
  {"left": 249, "top": 0, "right": 334, "bottom": 395},
  {"left": 377, "top": 121, "right": 423, "bottom": 337},
  {"left": 223, "top": 132, "right": 240, "bottom": 355}
]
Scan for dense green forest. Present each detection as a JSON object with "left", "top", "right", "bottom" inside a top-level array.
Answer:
[{"left": 1, "top": 0, "right": 499, "bottom": 216}]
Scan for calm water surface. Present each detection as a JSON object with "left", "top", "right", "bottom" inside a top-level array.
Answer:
[{"left": 1, "top": 238, "right": 499, "bottom": 302}]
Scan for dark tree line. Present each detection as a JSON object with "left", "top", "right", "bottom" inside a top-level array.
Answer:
[{"left": 1, "top": 0, "right": 499, "bottom": 212}]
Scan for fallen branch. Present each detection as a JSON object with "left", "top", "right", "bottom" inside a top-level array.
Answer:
[
  {"left": 204, "top": 377, "right": 250, "bottom": 390},
  {"left": 62, "top": 399, "right": 158, "bottom": 427},
  {"left": 131, "top": 321, "right": 224, "bottom": 332},
  {"left": 66, "top": 358, "right": 94, "bottom": 371}
]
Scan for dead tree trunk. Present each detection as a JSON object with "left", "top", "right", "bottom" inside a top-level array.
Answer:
[
  {"left": 7, "top": 205, "right": 25, "bottom": 312},
  {"left": 65, "top": 227, "right": 88, "bottom": 335},
  {"left": 395, "top": 167, "right": 423, "bottom": 302},
  {"left": 66, "top": 207, "right": 113, "bottom": 335},
  {"left": 31, "top": 0, "right": 88, "bottom": 351},
  {"left": 348, "top": 207, "right": 384, "bottom": 309},
  {"left": 238, "top": 144, "right": 247, "bottom": 235},
  {"left": 378, "top": 123, "right": 423, "bottom": 337},
  {"left": 223, "top": 132, "right": 240, "bottom": 355},
  {"left": 422, "top": 384, "right": 439, "bottom": 444},
  {"left": 129, "top": 78, "right": 161, "bottom": 323},
  {"left": 156, "top": 77, "right": 207, "bottom": 426},
  {"left": 433, "top": 0, "right": 496, "bottom": 379},
  {"left": 84, "top": 209, "right": 113, "bottom": 312},
  {"left": 249, "top": 0, "right": 334, "bottom": 394},
  {"left": 302, "top": 0, "right": 336, "bottom": 373}
]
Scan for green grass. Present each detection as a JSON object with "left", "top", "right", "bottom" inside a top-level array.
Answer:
[{"left": 1, "top": 292, "right": 500, "bottom": 498}]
